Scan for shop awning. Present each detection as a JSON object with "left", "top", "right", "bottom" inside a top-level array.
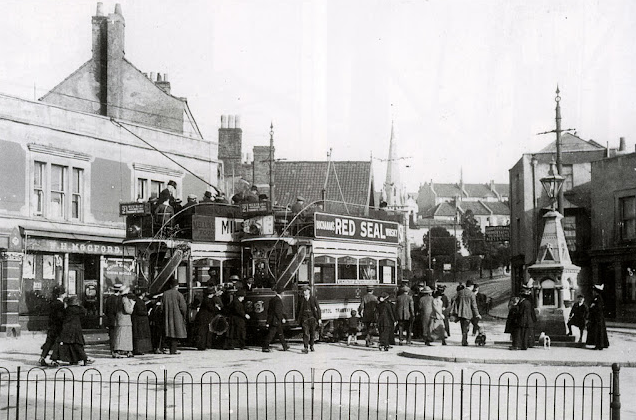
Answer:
[{"left": 21, "top": 228, "right": 125, "bottom": 243}]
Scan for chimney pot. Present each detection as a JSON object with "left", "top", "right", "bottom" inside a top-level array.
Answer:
[
  {"left": 229, "top": 115, "right": 235, "bottom": 129},
  {"left": 114, "top": 3, "right": 123, "bottom": 16},
  {"left": 96, "top": 2, "right": 104, "bottom": 16},
  {"left": 150, "top": 72, "right": 155, "bottom": 81},
  {"left": 221, "top": 115, "right": 227, "bottom": 129},
  {"left": 163, "top": 73, "right": 168, "bottom": 82},
  {"left": 156, "top": 73, "right": 162, "bottom": 82},
  {"left": 235, "top": 115, "right": 241, "bottom": 128},
  {"left": 619, "top": 137, "right": 627, "bottom": 152}
]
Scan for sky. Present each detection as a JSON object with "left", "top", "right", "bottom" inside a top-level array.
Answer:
[{"left": 1, "top": 0, "right": 635, "bottom": 192}]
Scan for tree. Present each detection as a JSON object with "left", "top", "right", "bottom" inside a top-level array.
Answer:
[
  {"left": 422, "top": 226, "right": 460, "bottom": 257},
  {"left": 460, "top": 210, "right": 488, "bottom": 256}
]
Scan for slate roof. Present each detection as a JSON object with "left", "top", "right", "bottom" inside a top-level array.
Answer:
[
  {"left": 458, "top": 201, "right": 492, "bottom": 216},
  {"left": 274, "top": 161, "right": 373, "bottom": 215},
  {"left": 481, "top": 200, "right": 510, "bottom": 215},
  {"left": 539, "top": 132, "right": 606, "bottom": 153},
  {"left": 424, "top": 202, "right": 458, "bottom": 218},
  {"left": 431, "top": 183, "right": 509, "bottom": 199}
]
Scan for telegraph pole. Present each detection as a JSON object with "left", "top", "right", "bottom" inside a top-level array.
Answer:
[{"left": 269, "top": 122, "right": 275, "bottom": 207}]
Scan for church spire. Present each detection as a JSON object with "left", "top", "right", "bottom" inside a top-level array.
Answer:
[{"left": 384, "top": 120, "right": 404, "bottom": 207}]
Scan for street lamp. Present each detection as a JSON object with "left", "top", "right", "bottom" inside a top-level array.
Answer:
[{"left": 540, "top": 160, "right": 564, "bottom": 211}]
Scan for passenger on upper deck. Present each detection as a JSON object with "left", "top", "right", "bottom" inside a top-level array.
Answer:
[
  {"left": 160, "top": 180, "right": 182, "bottom": 212},
  {"left": 291, "top": 196, "right": 305, "bottom": 214},
  {"left": 154, "top": 190, "right": 174, "bottom": 229},
  {"left": 202, "top": 191, "right": 214, "bottom": 202},
  {"left": 215, "top": 192, "right": 229, "bottom": 204},
  {"left": 244, "top": 186, "right": 259, "bottom": 203},
  {"left": 183, "top": 194, "right": 198, "bottom": 209}
]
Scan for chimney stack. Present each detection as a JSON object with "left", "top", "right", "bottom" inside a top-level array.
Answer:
[
  {"left": 154, "top": 71, "right": 171, "bottom": 94},
  {"left": 218, "top": 114, "right": 244, "bottom": 177}
]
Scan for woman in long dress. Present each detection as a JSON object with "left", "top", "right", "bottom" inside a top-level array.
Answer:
[
  {"left": 418, "top": 286, "right": 434, "bottom": 346},
  {"left": 113, "top": 286, "right": 135, "bottom": 357},
  {"left": 586, "top": 284, "right": 609, "bottom": 350},
  {"left": 51, "top": 296, "right": 94, "bottom": 366},
  {"left": 376, "top": 293, "right": 396, "bottom": 351},
  {"left": 131, "top": 290, "right": 153, "bottom": 355},
  {"left": 429, "top": 290, "right": 448, "bottom": 345}
]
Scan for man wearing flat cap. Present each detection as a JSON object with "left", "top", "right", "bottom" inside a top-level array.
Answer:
[
  {"left": 297, "top": 286, "right": 322, "bottom": 353},
  {"left": 358, "top": 286, "right": 378, "bottom": 347},
  {"left": 291, "top": 196, "right": 305, "bottom": 214}
]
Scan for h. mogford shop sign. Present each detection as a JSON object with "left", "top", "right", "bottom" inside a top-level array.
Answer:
[{"left": 313, "top": 212, "right": 400, "bottom": 244}]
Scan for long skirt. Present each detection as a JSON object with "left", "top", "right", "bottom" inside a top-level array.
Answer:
[
  {"left": 113, "top": 325, "right": 134, "bottom": 352},
  {"left": 52, "top": 342, "right": 87, "bottom": 364},
  {"left": 132, "top": 316, "right": 153, "bottom": 354}
]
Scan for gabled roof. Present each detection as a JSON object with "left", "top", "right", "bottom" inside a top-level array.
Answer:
[
  {"left": 424, "top": 202, "right": 457, "bottom": 218},
  {"left": 274, "top": 161, "right": 373, "bottom": 215},
  {"left": 482, "top": 201, "right": 510, "bottom": 215},
  {"left": 458, "top": 201, "right": 492, "bottom": 216},
  {"left": 463, "top": 184, "right": 497, "bottom": 198},
  {"left": 493, "top": 184, "right": 509, "bottom": 197},
  {"left": 433, "top": 184, "right": 463, "bottom": 198},
  {"left": 539, "top": 132, "right": 606, "bottom": 153}
]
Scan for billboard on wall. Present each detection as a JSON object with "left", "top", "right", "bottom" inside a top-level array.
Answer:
[
  {"left": 485, "top": 225, "right": 510, "bottom": 242},
  {"left": 313, "top": 212, "right": 400, "bottom": 244}
]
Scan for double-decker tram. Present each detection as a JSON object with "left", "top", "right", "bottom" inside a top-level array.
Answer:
[{"left": 120, "top": 198, "right": 406, "bottom": 339}]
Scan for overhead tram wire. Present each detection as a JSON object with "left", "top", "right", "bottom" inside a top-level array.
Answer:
[{"left": 110, "top": 118, "right": 221, "bottom": 192}]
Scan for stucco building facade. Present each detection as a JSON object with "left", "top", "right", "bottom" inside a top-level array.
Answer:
[{"left": 0, "top": 4, "right": 216, "bottom": 333}]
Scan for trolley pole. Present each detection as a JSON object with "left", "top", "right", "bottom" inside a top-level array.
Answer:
[{"left": 612, "top": 363, "right": 621, "bottom": 420}]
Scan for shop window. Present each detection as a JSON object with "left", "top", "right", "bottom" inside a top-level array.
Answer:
[
  {"left": 620, "top": 196, "right": 636, "bottom": 241},
  {"left": 624, "top": 264, "right": 636, "bottom": 303},
  {"left": 338, "top": 256, "right": 358, "bottom": 281},
  {"left": 359, "top": 258, "right": 377, "bottom": 280},
  {"left": 314, "top": 256, "right": 336, "bottom": 283},
  {"left": 379, "top": 259, "right": 396, "bottom": 284}
]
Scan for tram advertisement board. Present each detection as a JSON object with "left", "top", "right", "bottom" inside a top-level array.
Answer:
[{"left": 313, "top": 212, "right": 400, "bottom": 244}]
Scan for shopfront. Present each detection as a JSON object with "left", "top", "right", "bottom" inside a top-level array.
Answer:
[{"left": 22, "top": 237, "right": 135, "bottom": 330}]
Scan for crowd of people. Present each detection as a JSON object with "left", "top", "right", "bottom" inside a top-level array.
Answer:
[
  {"left": 37, "top": 274, "right": 611, "bottom": 366},
  {"left": 504, "top": 281, "right": 609, "bottom": 351}
]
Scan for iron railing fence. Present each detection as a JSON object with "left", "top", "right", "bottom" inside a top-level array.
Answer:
[{"left": 0, "top": 364, "right": 621, "bottom": 420}]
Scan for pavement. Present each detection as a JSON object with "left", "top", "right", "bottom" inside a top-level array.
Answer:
[{"left": 3, "top": 317, "right": 636, "bottom": 371}]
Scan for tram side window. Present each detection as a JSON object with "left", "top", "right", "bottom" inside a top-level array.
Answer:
[
  {"left": 223, "top": 258, "right": 241, "bottom": 284},
  {"left": 296, "top": 259, "right": 309, "bottom": 286},
  {"left": 359, "top": 258, "right": 377, "bottom": 280},
  {"left": 314, "top": 256, "right": 336, "bottom": 283},
  {"left": 379, "top": 259, "right": 396, "bottom": 284},
  {"left": 338, "top": 256, "right": 358, "bottom": 281}
]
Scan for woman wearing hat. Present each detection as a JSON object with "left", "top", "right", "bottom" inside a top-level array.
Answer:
[
  {"left": 113, "top": 286, "right": 135, "bottom": 357},
  {"left": 227, "top": 289, "right": 250, "bottom": 349},
  {"left": 131, "top": 290, "right": 153, "bottom": 355},
  {"left": 418, "top": 286, "right": 434, "bottom": 346},
  {"left": 376, "top": 292, "right": 396, "bottom": 351},
  {"left": 586, "top": 284, "right": 609, "bottom": 350},
  {"left": 194, "top": 285, "right": 221, "bottom": 350},
  {"left": 51, "top": 296, "right": 94, "bottom": 366}
]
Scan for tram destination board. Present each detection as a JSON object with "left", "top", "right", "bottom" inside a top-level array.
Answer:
[
  {"left": 119, "top": 202, "right": 151, "bottom": 216},
  {"left": 485, "top": 225, "right": 510, "bottom": 242},
  {"left": 313, "top": 212, "right": 399, "bottom": 244}
]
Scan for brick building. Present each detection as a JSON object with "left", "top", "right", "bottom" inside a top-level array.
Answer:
[
  {"left": 0, "top": 4, "right": 216, "bottom": 334},
  {"left": 589, "top": 145, "right": 636, "bottom": 321}
]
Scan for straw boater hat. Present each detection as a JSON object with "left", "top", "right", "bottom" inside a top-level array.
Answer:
[
  {"left": 112, "top": 283, "right": 123, "bottom": 293},
  {"left": 421, "top": 286, "right": 433, "bottom": 294}
]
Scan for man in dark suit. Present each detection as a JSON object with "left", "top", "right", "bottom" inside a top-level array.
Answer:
[
  {"left": 263, "top": 289, "right": 289, "bottom": 352},
  {"left": 454, "top": 279, "right": 481, "bottom": 346},
  {"left": 297, "top": 286, "right": 322, "bottom": 353},
  {"left": 38, "top": 285, "right": 67, "bottom": 366},
  {"left": 103, "top": 283, "right": 122, "bottom": 357}
]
